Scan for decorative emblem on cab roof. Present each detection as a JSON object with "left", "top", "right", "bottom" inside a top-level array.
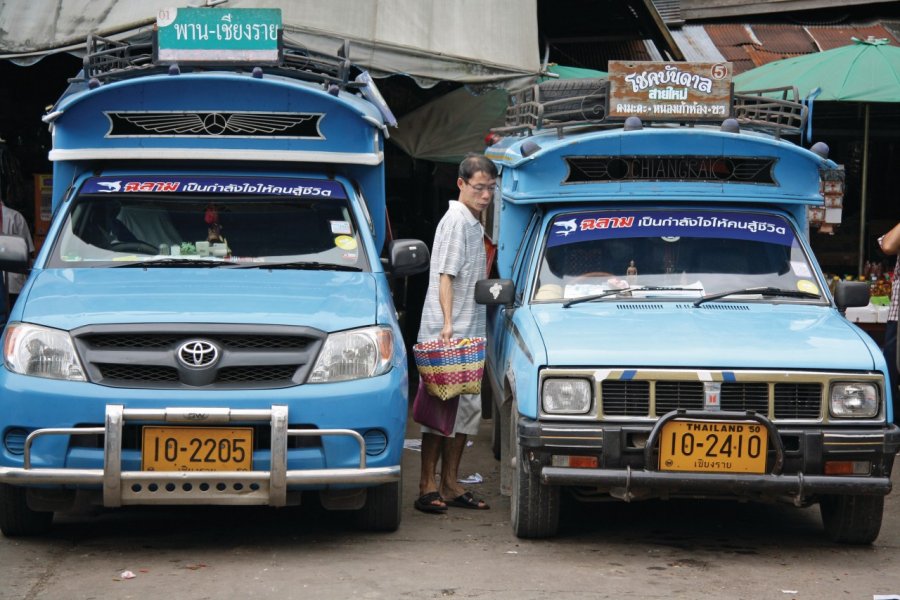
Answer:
[{"left": 105, "top": 111, "right": 323, "bottom": 138}]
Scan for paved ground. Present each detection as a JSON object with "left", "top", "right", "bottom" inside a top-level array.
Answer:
[{"left": 2, "top": 408, "right": 900, "bottom": 599}]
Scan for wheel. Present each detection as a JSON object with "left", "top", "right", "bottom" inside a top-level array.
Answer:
[
  {"left": 819, "top": 494, "right": 884, "bottom": 544},
  {"left": 510, "top": 400, "right": 559, "bottom": 538},
  {"left": 354, "top": 480, "right": 401, "bottom": 532},
  {"left": 0, "top": 484, "right": 53, "bottom": 537},
  {"left": 109, "top": 240, "right": 160, "bottom": 254},
  {"left": 528, "top": 78, "right": 608, "bottom": 123}
]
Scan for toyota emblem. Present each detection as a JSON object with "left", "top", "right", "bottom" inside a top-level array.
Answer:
[{"left": 177, "top": 340, "right": 220, "bottom": 368}]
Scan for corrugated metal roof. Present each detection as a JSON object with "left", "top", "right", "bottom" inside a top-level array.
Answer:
[
  {"left": 690, "top": 21, "right": 900, "bottom": 74},
  {"left": 705, "top": 24, "right": 756, "bottom": 49},
  {"left": 670, "top": 25, "right": 727, "bottom": 62},
  {"left": 807, "top": 24, "right": 899, "bottom": 50},
  {"left": 752, "top": 25, "right": 817, "bottom": 54}
]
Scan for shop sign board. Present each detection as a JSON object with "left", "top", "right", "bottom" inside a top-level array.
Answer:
[
  {"left": 155, "top": 7, "right": 282, "bottom": 65},
  {"left": 608, "top": 61, "right": 733, "bottom": 121}
]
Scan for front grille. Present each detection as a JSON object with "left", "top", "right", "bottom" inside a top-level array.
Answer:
[
  {"left": 601, "top": 380, "right": 649, "bottom": 416},
  {"left": 655, "top": 381, "right": 703, "bottom": 414},
  {"left": 774, "top": 383, "right": 822, "bottom": 419},
  {"left": 73, "top": 324, "right": 325, "bottom": 390},
  {"left": 595, "top": 374, "right": 829, "bottom": 422}
]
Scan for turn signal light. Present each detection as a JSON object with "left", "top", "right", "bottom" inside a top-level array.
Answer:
[
  {"left": 823, "top": 461, "right": 870, "bottom": 475},
  {"left": 551, "top": 455, "right": 598, "bottom": 468}
]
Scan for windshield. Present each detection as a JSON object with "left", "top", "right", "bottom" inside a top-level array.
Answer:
[
  {"left": 534, "top": 209, "right": 823, "bottom": 303},
  {"left": 48, "top": 176, "right": 368, "bottom": 270}
]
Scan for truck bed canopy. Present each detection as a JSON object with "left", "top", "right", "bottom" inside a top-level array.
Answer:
[{"left": 0, "top": 0, "right": 541, "bottom": 90}]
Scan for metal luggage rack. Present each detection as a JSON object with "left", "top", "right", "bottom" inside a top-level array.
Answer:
[
  {"left": 75, "top": 34, "right": 358, "bottom": 90},
  {"left": 494, "top": 78, "right": 807, "bottom": 139}
]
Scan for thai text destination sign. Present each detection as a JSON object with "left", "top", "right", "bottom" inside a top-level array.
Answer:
[
  {"left": 155, "top": 7, "right": 282, "bottom": 65},
  {"left": 608, "top": 61, "right": 733, "bottom": 121}
]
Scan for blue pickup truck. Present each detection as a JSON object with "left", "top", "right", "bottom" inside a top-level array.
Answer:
[
  {"left": 476, "top": 69, "right": 900, "bottom": 543},
  {"left": 0, "top": 33, "right": 428, "bottom": 535}
]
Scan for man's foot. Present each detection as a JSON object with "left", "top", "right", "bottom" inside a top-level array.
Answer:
[
  {"left": 414, "top": 491, "right": 447, "bottom": 513},
  {"left": 444, "top": 491, "right": 489, "bottom": 510}
]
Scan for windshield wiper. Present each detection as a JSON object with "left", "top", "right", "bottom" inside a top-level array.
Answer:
[
  {"left": 111, "top": 258, "right": 239, "bottom": 268},
  {"left": 693, "top": 286, "right": 821, "bottom": 307},
  {"left": 231, "top": 261, "right": 362, "bottom": 272},
  {"left": 562, "top": 286, "right": 699, "bottom": 308}
]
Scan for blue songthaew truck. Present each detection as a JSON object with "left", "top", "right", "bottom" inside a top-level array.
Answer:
[
  {"left": 0, "top": 10, "right": 428, "bottom": 535},
  {"left": 476, "top": 62, "right": 900, "bottom": 543}
]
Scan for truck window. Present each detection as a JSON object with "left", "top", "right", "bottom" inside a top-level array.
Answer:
[
  {"left": 48, "top": 182, "right": 368, "bottom": 270},
  {"left": 534, "top": 209, "right": 820, "bottom": 302}
]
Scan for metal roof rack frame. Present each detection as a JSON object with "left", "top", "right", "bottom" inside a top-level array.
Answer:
[
  {"left": 74, "top": 34, "right": 358, "bottom": 91},
  {"left": 494, "top": 77, "right": 807, "bottom": 140}
]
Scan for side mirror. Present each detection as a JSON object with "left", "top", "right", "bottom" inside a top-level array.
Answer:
[
  {"left": 387, "top": 239, "right": 429, "bottom": 277},
  {"left": 475, "top": 278, "right": 515, "bottom": 306},
  {"left": 0, "top": 235, "right": 28, "bottom": 274},
  {"left": 834, "top": 280, "right": 870, "bottom": 311}
]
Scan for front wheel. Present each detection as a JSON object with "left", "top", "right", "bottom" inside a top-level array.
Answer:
[
  {"left": 819, "top": 494, "right": 884, "bottom": 544},
  {"left": 510, "top": 401, "right": 559, "bottom": 538},
  {"left": 354, "top": 481, "right": 401, "bottom": 532},
  {"left": 0, "top": 484, "right": 53, "bottom": 537}
]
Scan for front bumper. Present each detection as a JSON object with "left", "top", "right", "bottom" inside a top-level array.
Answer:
[
  {"left": 521, "top": 410, "right": 900, "bottom": 501},
  {"left": 0, "top": 405, "right": 399, "bottom": 507}
]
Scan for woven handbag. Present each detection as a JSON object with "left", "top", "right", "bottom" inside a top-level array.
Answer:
[{"left": 412, "top": 337, "right": 486, "bottom": 401}]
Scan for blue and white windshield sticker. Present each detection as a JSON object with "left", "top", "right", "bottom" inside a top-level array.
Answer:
[
  {"left": 81, "top": 176, "right": 347, "bottom": 199},
  {"left": 547, "top": 210, "right": 794, "bottom": 247}
]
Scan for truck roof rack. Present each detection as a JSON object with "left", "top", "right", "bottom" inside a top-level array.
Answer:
[
  {"left": 74, "top": 34, "right": 358, "bottom": 90},
  {"left": 494, "top": 78, "right": 808, "bottom": 139}
]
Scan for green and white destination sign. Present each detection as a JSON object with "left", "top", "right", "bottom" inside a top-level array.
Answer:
[{"left": 156, "top": 7, "right": 282, "bottom": 65}]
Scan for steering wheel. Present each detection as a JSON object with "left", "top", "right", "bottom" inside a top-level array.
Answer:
[{"left": 109, "top": 240, "right": 160, "bottom": 255}]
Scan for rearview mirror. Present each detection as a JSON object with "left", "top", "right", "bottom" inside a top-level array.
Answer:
[
  {"left": 833, "top": 280, "right": 869, "bottom": 311},
  {"left": 387, "top": 239, "right": 429, "bottom": 277},
  {"left": 475, "top": 279, "right": 515, "bottom": 306}
]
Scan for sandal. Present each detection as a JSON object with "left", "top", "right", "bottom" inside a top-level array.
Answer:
[
  {"left": 445, "top": 491, "right": 490, "bottom": 510},
  {"left": 414, "top": 491, "right": 447, "bottom": 513}
]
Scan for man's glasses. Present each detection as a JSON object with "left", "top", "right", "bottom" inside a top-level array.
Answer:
[{"left": 464, "top": 181, "right": 498, "bottom": 194}]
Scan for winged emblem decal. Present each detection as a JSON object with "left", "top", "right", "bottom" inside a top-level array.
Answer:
[{"left": 105, "top": 111, "right": 323, "bottom": 139}]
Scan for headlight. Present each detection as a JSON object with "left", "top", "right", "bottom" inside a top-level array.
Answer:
[
  {"left": 3, "top": 323, "right": 86, "bottom": 381},
  {"left": 830, "top": 382, "right": 878, "bottom": 418},
  {"left": 542, "top": 378, "right": 592, "bottom": 414},
  {"left": 308, "top": 326, "right": 393, "bottom": 383}
]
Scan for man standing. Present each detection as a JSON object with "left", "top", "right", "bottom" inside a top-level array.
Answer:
[
  {"left": 415, "top": 154, "right": 497, "bottom": 513},
  {"left": 1, "top": 200, "right": 34, "bottom": 307},
  {"left": 879, "top": 223, "right": 900, "bottom": 423}
]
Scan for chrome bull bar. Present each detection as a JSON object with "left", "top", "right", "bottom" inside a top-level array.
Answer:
[{"left": 0, "top": 405, "right": 400, "bottom": 507}]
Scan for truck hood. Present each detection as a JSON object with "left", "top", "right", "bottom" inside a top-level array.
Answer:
[
  {"left": 19, "top": 269, "right": 379, "bottom": 332},
  {"left": 530, "top": 303, "right": 877, "bottom": 371}
]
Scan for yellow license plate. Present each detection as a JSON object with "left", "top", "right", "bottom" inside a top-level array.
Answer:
[
  {"left": 658, "top": 420, "right": 767, "bottom": 474},
  {"left": 141, "top": 426, "right": 253, "bottom": 472}
]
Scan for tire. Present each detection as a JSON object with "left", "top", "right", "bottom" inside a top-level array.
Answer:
[
  {"left": 0, "top": 484, "right": 53, "bottom": 537},
  {"left": 530, "top": 78, "right": 608, "bottom": 123},
  {"left": 819, "top": 494, "right": 884, "bottom": 544},
  {"left": 491, "top": 405, "right": 501, "bottom": 461},
  {"left": 510, "top": 400, "right": 559, "bottom": 538},
  {"left": 354, "top": 481, "right": 401, "bottom": 532}
]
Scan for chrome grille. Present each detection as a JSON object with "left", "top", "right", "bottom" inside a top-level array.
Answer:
[{"left": 73, "top": 324, "right": 324, "bottom": 390}]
